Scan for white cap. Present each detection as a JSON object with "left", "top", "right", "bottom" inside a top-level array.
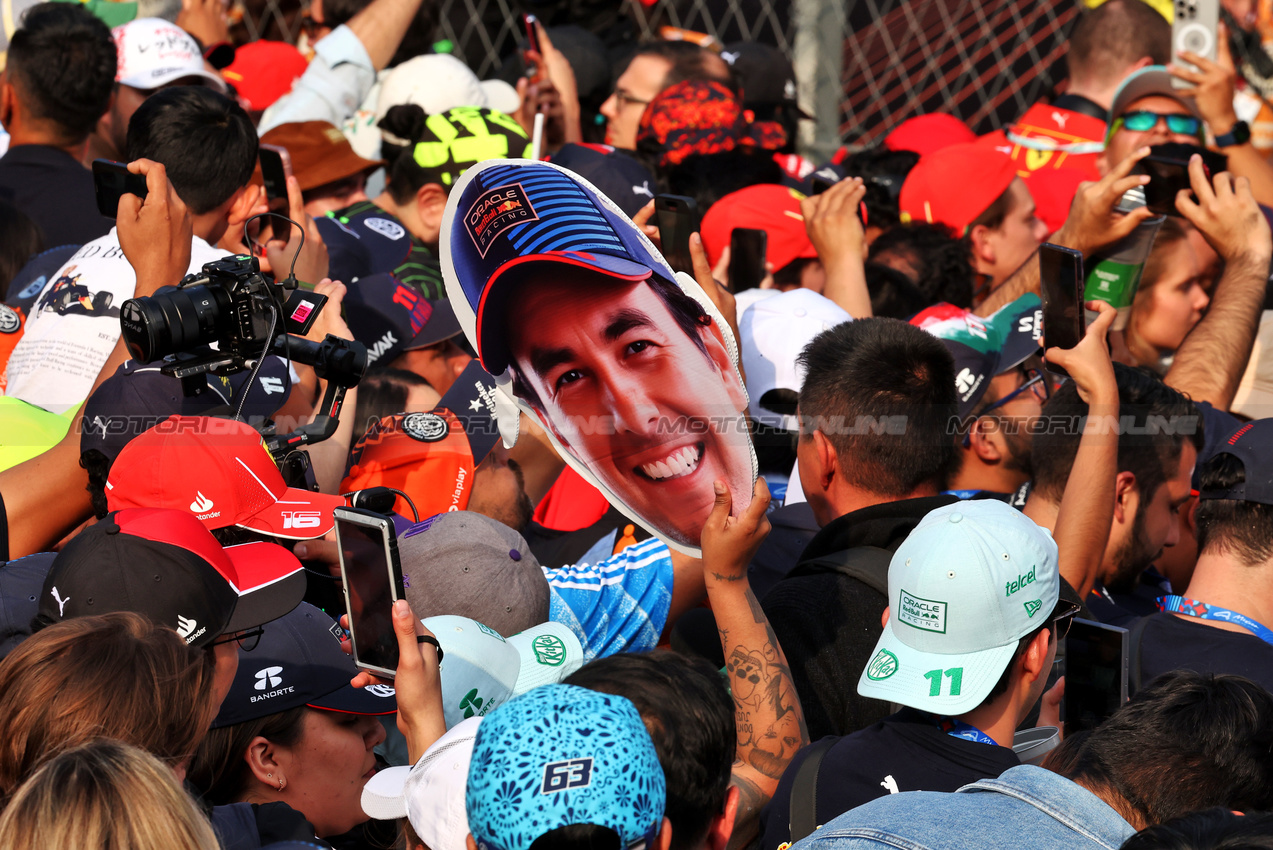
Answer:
[
  {"left": 378, "top": 54, "right": 519, "bottom": 119},
  {"left": 360, "top": 715, "right": 481, "bottom": 850},
  {"left": 739, "top": 289, "right": 851, "bottom": 430},
  {"left": 423, "top": 614, "right": 583, "bottom": 729},
  {"left": 113, "top": 19, "right": 227, "bottom": 93}
]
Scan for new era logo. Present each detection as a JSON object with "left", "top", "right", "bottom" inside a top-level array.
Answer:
[
  {"left": 1023, "top": 599, "right": 1042, "bottom": 618},
  {"left": 255, "top": 666, "right": 284, "bottom": 690}
]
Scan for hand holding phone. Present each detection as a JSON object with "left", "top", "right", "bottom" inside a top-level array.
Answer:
[
  {"left": 257, "top": 145, "right": 294, "bottom": 248},
  {"left": 93, "top": 159, "right": 149, "bottom": 219},
  {"left": 1172, "top": 0, "right": 1219, "bottom": 88},
  {"left": 1139, "top": 143, "right": 1226, "bottom": 216},
  {"left": 336, "top": 507, "right": 406, "bottom": 679},
  {"left": 655, "top": 195, "right": 699, "bottom": 275},
  {"left": 1039, "top": 243, "right": 1086, "bottom": 378},
  {"left": 521, "top": 13, "right": 546, "bottom": 85}
]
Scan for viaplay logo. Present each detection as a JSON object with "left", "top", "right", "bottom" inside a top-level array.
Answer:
[{"left": 464, "top": 183, "right": 538, "bottom": 258}]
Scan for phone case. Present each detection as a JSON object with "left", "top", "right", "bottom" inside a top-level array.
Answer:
[
  {"left": 1173, "top": 0, "right": 1219, "bottom": 88},
  {"left": 335, "top": 507, "right": 404, "bottom": 679}
]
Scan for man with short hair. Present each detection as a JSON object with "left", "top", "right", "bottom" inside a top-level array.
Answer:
[
  {"left": 1001, "top": 0, "right": 1170, "bottom": 181},
  {"left": 787, "top": 671, "right": 1273, "bottom": 850},
  {"left": 4, "top": 86, "right": 259, "bottom": 418},
  {"left": 0, "top": 2, "right": 117, "bottom": 246},
  {"left": 1134, "top": 419, "right": 1273, "bottom": 691},
  {"left": 760, "top": 500, "right": 1080, "bottom": 850},
  {"left": 759, "top": 318, "right": 961, "bottom": 738},
  {"left": 1024, "top": 364, "right": 1201, "bottom": 619},
  {"left": 599, "top": 41, "right": 733, "bottom": 150},
  {"left": 898, "top": 144, "right": 1048, "bottom": 298},
  {"left": 86, "top": 18, "right": 228, "bottom": 167}
]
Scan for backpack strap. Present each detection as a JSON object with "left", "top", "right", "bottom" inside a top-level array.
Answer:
[
  {"left": 787, "top": 737, "right": 839, "bottom": 846},
  {"left": 790, "top": 546, "right": 893, "bottom": 596}
]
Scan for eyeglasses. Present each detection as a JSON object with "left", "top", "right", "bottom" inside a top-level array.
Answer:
[
  {"left": 1050, "top": 600, "right": 1082, "bottom": 641},
  {"left": 1116, "top": 111, "right": 1203, "bottom": 138},
  {"left": 981, "top": 367, "right": 1050, "bottom": 417},
  {"left": 211, "top": 626, "right": 264, "bottom": 652},
  {"left": 613, "top": 90, "right": 651, "bottom": 110}
]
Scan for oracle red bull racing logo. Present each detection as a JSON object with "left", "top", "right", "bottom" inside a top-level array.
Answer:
[{"left": 465, "top": 183, "right": 538, "bottom": 257}]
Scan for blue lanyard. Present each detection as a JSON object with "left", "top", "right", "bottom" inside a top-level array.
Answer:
[
  {"left": 931, "top": 715, "right": 998, "bottom": 746},
  {"left": 1158, "top": 595, "right": 1273, "bottom": 645}
]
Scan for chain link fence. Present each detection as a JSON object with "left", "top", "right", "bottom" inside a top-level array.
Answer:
[{"left": 233, "top": 0, "right": 1080, "bottom": 159}]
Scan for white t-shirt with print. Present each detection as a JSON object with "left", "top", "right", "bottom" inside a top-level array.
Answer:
[{"left": 5, "top": 230, "right": 224, "bottom": 414}]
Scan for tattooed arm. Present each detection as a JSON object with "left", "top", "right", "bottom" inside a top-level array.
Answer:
[{"left": 702, "top": 479, "right": 809, "bottom": 850}]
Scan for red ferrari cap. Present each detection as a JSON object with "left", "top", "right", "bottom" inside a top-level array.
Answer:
[
  {"left": 699, "top": 184, "right": 818, "bottom": 272},
  {"left": 898, "top": 143, "right": 1017, "bottom": 237},
  {"left": 884, "top": 113, "right": 976, "bottom": 157},
  {"left": 105, "top": 415, "right": 345, "bottom": 540}
]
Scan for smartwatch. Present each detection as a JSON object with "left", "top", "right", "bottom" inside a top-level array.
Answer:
[{"left": 1214, "top": 120, "right": 1251, "bottom": 148}]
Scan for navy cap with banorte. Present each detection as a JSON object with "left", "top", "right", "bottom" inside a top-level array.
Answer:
[
  {"left": 445, "top": 160, "right": 679, "bottom": 376},
  {"left": 1199, "top": 419, "right": 1273, "bottom": 505}
]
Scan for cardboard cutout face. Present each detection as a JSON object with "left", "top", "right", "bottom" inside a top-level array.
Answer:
[{"left": 441, "top": 160, "right": 756, "bottom": 555}]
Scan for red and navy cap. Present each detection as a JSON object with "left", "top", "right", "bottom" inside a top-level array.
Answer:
[
  {"left": 1199, "top": 420, "right": 1273, "bottom": 505},
  {"left": 446, "top": 160, "right": 677, "bottom": 376},
  {"left": 38, "top": 508, "right": 305, "bottom": 645},
  {"left": 342, "top": 272, "right": 462, "bottom": 368},
  {"left": 213, "top": 602, "right": 397, "bottom": 727}
]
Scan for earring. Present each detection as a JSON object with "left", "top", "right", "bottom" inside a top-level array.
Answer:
[{"left": 278, "top": 777, "right": 286, "bottom": 791}]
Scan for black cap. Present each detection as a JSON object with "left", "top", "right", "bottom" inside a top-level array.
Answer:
[
  {"left": 1199, "top": 420, "right": 1273, "bottom": 505},
  {"left": 343, "top": 273, "right": 462, "bottom": 368},
  {"left": 547, "top": 143, "right": 657, "bottom": 217},
  {"left": 436, "top": 359, "right": 502, "bottom": 466},
  {"left": 0, "top": 553, "right": 54, "bottom": 659},
  {"left": 81, "top": 357, "right": 293, "bottom": 462},
  {"left": 213, "top": 602, "right": 397, "bottom": 727},
  {"left": 722, "top": 42, "right": 808, "bottom": 116}
]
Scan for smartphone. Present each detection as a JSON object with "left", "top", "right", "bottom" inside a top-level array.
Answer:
[
  {"left": 1172, "top": 0, "right": 1219, "bottom": 89},
  {"left": 335, "top": 507, "right": 405, "bottom": 679},
  {"left": 655, "top": 195, "right": 698, "bottom": 275},
  {"left": 521, "top": 13, "right": 545, "bottom": 85},
  {"left": 1063, "top": 618, "right": 1130, "bottom": 732},
  {"left": 1140, "top": 142, "right": 1227, "bottom": 216},
  {"left": 811, "top": 176, "right": 837, "bottom": 196},
  {"left": 258, "top": 145, "right": 293, "bottom": 245},
  {"left": 1038, "top": 242, "right": 1086, "bottom": 377},
  {"left": 729, "top": 228, "right": 768, "bottom": 292},
  {"left": 92, "top": 159, "right": 148, "bottom": 219}
]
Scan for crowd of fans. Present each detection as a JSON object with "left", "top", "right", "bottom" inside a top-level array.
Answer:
[{"left": 3, "top": 0, "right": 1273, "bottom": 847}]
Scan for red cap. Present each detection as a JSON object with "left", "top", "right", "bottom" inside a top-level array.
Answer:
[
  {"left": 105, "top": 416, "right": 345, "bottom": 540},
  {"left": 341, "top": 410, "right": 477, "bottom": 518},
  {"left": 898, "top": 143, "right": 1017, "bottom": 236},
  {"left": 1022, "top": 167, "right": 1086, "bottom": 236},
  {"left": 884, "top": 113, "right": 976, "bottom": 157},
  {"left": 222, "top": 41, "right": 309, "bottom": 112},
  {"left": 700, "top": 184, "right": 818, "bottom": 271}
]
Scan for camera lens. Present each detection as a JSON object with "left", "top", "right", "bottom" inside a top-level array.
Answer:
[{"left": 120, "top": 284, "right": 231, "bottom": 363}]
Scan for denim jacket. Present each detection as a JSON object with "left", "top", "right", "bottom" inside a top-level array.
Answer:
[{"left": 789, "top": 765, "right": 1135, "bottom": 850}]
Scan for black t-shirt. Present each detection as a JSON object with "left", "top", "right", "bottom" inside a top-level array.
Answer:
[
  {"left": 315, "top": 202, "right": 445, "bottom": 299},
  {"left": 759, "top": 708, "right": 1020, "bottom": 850},
  {"left": 1136, "top": 612, "right": 1273, "bottom": 693},
  {"left": 0, "top": 145, "right": 111, "bottom": 249}
]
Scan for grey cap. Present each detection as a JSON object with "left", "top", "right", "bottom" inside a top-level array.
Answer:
[
  {"left": 1109, "top": 66, "right": 1201, "bottom": 125},
  {"left": 397, "top": 512, "right": 549, "bottom": 637}
]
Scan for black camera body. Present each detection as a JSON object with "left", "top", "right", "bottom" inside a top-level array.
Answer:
[{"left": 120, "top": 254, "right": 281, "bottom": 371}]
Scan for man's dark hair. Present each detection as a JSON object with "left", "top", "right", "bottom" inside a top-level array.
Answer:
[
  {"left": 1032, "top": 364, "right": 1202, "bottom": 503},
  {"left": 565, "top": 651, "right": 734, "bottom": 850},
  {"left": 662, "top": 150, "right": 783, "bottom": 210},
  {"left": 627, "top": 41, "right": 736, "bottom": 94},
  {"left": 1065, "top": 671, "right": 1273, "bottom": 827},
  {"left": 869, "top": 223, "right": 975, "bottom": 309},
  {"left": 125, "top": 87, "right": 257, "bottom": 215},
  {"left": 1195, "top": 452, "right": 1273, "bottom": 566},
  {"left": 354, "top": 367, "right": 433, "bottom": 437},
  {"left": 1068, "top": 0, "right": 1172, "bottom": 85},
  {"left": 864, "top": 261, "right": 927, "bottom": 319},
  {"left": 1120, "top": 808, "right": 1273, "bottom": 850},
  {"left": 797, "top": 318, "right": 959, "bottom": 496},
  {"left": 6, "top": 3, "right": 116, "bottom": 143},
  {"left": 838, "top": 147, "right": 920, "bottom": 231},
  {"left": 509, "top": 272, "right": 713, "bottom": 413}
]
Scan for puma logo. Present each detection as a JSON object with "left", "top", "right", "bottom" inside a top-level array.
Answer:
[{"left": 50, "top": 587, "right": 70, "bottom": 617}]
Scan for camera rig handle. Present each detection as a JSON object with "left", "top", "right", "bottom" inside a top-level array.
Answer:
[{"left": 264, "top": 334, "right": 368, "bottom": 459}]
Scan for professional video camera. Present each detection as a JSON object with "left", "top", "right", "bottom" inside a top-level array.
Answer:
[{"left": 120, "top": 254, "right": 367, "bottom": 455}]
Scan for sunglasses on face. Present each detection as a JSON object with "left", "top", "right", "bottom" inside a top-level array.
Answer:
[{"left": 1117, "top": 111, "right": 1203, "bottom": 137}]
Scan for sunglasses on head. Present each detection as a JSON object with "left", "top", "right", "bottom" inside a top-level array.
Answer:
[
  {"left": 1117, "top": 111, "right": 1203, "bottom": 137},
  {"left": 1050, "top": 599, "right": 1082, "bottom": 641}
]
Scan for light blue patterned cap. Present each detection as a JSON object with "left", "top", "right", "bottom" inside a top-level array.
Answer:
[{"left": 466, "top": 683, "right": 666, "bottom": 850}]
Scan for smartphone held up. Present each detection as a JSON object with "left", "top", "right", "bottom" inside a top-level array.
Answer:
[{"left": 335, "top": 507, "right": 406, "bottom": 679}]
